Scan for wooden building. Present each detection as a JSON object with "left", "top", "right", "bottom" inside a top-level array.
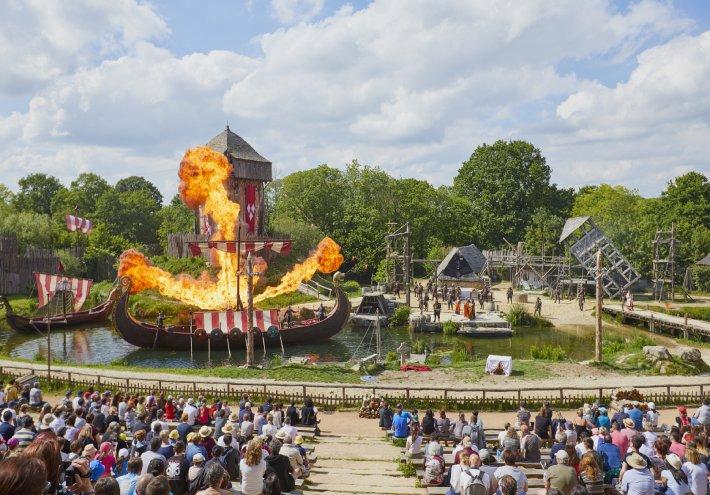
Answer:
[{"left": 197, "top": 126, "right": 272, "bottom": 238}]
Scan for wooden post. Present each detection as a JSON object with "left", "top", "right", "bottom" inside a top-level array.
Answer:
[
  {"left": 246, "top": 253, "right": 255, "bottom": 367},
  {"left": 302, "top": 385, "right": 306, "bottom": 401},
  {"left": 595, "top": 250, "right": 603, "bottom": 362}
]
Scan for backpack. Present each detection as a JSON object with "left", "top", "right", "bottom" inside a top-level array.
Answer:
[{"left": 463, "top": 468, "right": 487, "bottom": 495}]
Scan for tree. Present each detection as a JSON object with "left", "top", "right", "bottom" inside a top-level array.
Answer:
[
  {"left": 453, "top": 140, "right": 566, "bottom": 247},
  {"left": 115, "top": 176, "right": 163, "bottom": 207},
  {"left": 157, "top": 195, "right": 196, "bottom": 249},
  {"left": 0, "top": 211, "right": 54, "bottom": 248},
  {"left": 94, "top": 189, "right": 161, "bottom": 246},
  {"left": 523, "top": 208, "right": 566, "bottom": 256},
  {"left": 69, "top": 173, "right": 112, "bottom": 213},
  {"left": 13, "top": 173, "right": 65, "bottom": 215}
]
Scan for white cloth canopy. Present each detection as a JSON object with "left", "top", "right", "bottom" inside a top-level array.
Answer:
[{"left": 485, "top": 355, "right": 512, "bottom": 376}]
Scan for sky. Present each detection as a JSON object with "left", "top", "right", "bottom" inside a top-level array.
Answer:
[{"left": 0, "top": 0, "right": 708, "bottom": 200}]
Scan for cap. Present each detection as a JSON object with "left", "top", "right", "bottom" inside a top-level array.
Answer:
[
  {"left": 6, "top": 438, "right": 18, "bottom": 448},
  {"left": 555, "top": 450, "right": 569, "bottom": 461},
  {"left": 478, "top": 448, "right": 490, "bottom": 460},
  {"left": 118, "top": 448, "right": 129, "bottom": 458},
  {"left": 89, "top": 460, "right": 105, "bottom": 481}
]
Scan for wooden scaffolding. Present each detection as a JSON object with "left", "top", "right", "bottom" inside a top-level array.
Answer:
[
  {"left": 483, "top": 242, "right": 573, "bottom": 290},
  {"left": 652, "top": 223, "right": 686, "bottom": 301}
]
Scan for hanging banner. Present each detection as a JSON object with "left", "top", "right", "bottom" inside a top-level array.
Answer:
[{"left": 245, "top": 184, "right": 257, "bottom": 233}]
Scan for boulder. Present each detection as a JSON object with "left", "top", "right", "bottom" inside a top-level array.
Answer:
[
  {"left": 643, "top": 345, "right": 672, "bottom": 362},
  {"left": 677, "top": 347, "right": 704, "bottom": 364}
]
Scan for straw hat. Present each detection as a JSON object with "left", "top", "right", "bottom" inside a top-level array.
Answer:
[
  {"left": 169, "top": 430, "right": 179, "bottom": 440},
  {"left": 199, "top": 426, "right": 211, "bottom": 438},
  {"left": 193, "top": 453, "right": 205, "bottom": 463},
  {"left": 275, "top": 430, "right": 287, "bottom": 441},
  {"left": 229, "top": 412, "right": 238, "bottom": 422},
  {"left": 82, "top": 444, "right": 97, "bottom": 458},
  {"left": 294, "top": 435, "right": 304, "bottom": 445},
  {"left": 223, "top": 424, "right": 234, "bottom": 434},
  {"left": 623, "top": 418, "right": 635, "bottom": 429},
  {"left": 186, "top": 432, "right": 198, "bottom": 443},
  {"left": 666, "top": 453, "right": 682, "bottom": 471},
  {"left": 627, "top": 453, "right": 647, "bottom": 469},
  {"left": 555, "top": 450, "right": 569, "bottom": 462}
]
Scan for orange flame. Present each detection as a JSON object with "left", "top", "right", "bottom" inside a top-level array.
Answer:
[{"left": 117, "top": 147, "right": 344, "bottom": 310}]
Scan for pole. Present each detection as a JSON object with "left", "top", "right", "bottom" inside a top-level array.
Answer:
[
  {"left": 404, "top": 222, "right": 411, "bottom": 307},
  {"left": 595, "top": 250, "right": 603, "bottom": 362},
  {"left": 246, "top": 252, "right": 255, "bottom": 367},
  {"left": 189, "top": 315, "right": 194, "bottom": 361},
  {"left": 236, "top": 226, "right": 243, "bottom": 310},
  {"left": 46, "top": 318, "right": 51, "bottom": 385},
  {"left": 226, "top": 334, "right": 231, "bottom": 358},
  {"left": 375, "top": 309, "right": 381, "bottom": 362}
]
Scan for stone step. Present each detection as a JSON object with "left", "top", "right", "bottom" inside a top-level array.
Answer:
[
  {"left": 310, "top": 466, "right": 402, "bottom": 476},
  {"left": 304, "top": 481, "right": 422, "bottom": 494}
]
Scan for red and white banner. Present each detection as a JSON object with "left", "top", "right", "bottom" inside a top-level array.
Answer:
[
  {"left": 194, "top": 309, "right": 280, "bottom": 333},
  {"left": 187, "top": 240, "right": 292, "bottom": 257},
  {"left": 33, "top": 272, "right": 93, "bottom": 311},
  {"left": 245, "top": 184, "right": 257, "bottom": 233},
  {"left": 65, "top": 214, "right": 93, "bottom": 234}
]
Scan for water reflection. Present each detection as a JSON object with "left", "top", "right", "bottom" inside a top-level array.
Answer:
[{"left": 0, "top": 318, "right": 662, "bottom": 368}]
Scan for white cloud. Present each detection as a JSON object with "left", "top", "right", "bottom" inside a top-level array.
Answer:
[
  {"left": 0, "top": 0, "right": 168, "bottom": 94},
  {"left": 0, "top": 0, "right": 705, "bottom": 199},
  {"left": 270, "top": 0, "right": 324, "bottom": 24}
]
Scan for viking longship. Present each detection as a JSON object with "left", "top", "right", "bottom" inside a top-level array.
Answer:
[
  {"left": 0, "top": 274, "right": 120, "bottom": 334},
  {"left": 112, "top": 277, "right": 350, "bottom": 350}
]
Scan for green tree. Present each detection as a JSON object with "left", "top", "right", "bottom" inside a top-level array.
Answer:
[
  {"left": 94, "top": 189, "right": 160, "bottom": 246},
  {"left": 0, "top": 211, "right": 54, "bottom": 248},
  {"left": 115, "top": 176, "right": 163, "bottom": 207},
  {"left": 157, "top": 195, "right": 195, "bottom": 249},
  {"left": 453, "top": 140, "right": 567, "bottom": 247},
  {"left": 13, "top": 173, "right": 66, "bottom": 215},
  {"left": 523, "top": 208, "right": 566, "bottom": 256}
]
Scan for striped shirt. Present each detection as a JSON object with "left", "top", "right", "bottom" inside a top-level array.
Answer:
[{"left": 12, "top": 428, "right": 35, "bottom": 453}]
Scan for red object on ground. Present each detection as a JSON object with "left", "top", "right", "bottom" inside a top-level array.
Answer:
[{"left": 400, "top": 364, "right": 432, "bottom": 372}]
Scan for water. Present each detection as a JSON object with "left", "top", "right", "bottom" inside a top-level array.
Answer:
[{"left": 0, "top": 318, "right": 665, "bottom": 368}]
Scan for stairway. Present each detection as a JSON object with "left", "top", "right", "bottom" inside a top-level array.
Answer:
[{"left": 298, "top": 281, "right": 332, "bottom": 301}]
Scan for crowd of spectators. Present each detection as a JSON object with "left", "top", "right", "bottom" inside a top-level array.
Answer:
[
  {"left": 0, "top": 380, "right": 320, "bottom": 495},
  {"left": 390, "top": 398, "right": 710, "bottom": 495}
]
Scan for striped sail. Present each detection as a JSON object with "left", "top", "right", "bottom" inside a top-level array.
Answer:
[
  {"left": 65, "top": 214, "right": 93, "bottom": 234},
  {"left": 193, "top": 309, "right": 280, "bottom": 333},
  {"left": 33, "top": 272, "right": 93, "bottom": 311},
  {"left": 187, "top": 240, "right": 291, "bottom": 257}
]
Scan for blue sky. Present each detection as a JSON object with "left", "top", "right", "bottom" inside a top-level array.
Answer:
[{"left": 0, "top": 0, "right": 708, "bottom": 199}]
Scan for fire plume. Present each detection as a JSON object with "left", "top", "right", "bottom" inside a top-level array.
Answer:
[{"left": 117, "top": 147, "right": 344, "bottom": 310}]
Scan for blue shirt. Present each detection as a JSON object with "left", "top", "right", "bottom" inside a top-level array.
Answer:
[
  {"left": 116, "top": 472, "right": 139, "bottom": 495},
  {"left": 597, "top": 415, "right": 611, "bottom": 429},
  {"left": 176, "top": 423, "right": 192, "bottom": 443},
  {"left": 185, "top": 443, "right": 207, "bottom": 465},
  {"left": 0, "top": 422, "right": 15, "bottom": 441},
  {"left": 628, "top": 409, "right": 644, "bottom": 431},
  {"left": 620, "top": 468, "right": 654, "bottom": 495},
  {"left": 392, "top": 412, "right": 412, "bottom": 438},
  {"left": 597, "top": 441, "right": 622, "bottom": 470}
]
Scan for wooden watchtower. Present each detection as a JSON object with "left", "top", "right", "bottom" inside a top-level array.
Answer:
[
  {"left": 559, "top": 216, "right": 640, "bottom": 298},
  {"left": 197, "top": 126, "right": 272, "bottom": 238}
]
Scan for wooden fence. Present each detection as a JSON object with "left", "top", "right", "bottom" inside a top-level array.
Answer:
[{"left": 1, "top": 363, "right": 707, "bottom": 411}]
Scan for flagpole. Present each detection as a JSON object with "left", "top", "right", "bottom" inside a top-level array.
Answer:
[{"left": 236, "top": 226, "right": 242, "bottom": 310}]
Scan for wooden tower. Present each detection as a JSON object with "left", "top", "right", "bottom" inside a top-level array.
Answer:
[
  {"left": 197, "top": 126, "right": 272, "bottom": 239},
  {"left": 652, "top": 223, "right": 677, "bottom": 301},
  {"left": 559, "top": 216, "right": 640, "bottom": 298}
]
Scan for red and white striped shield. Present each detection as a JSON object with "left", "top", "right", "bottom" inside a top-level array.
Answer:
[
  {"left": 33, "top": 273, "right": 93, "bottom": 311},
  {"left": 187, "top": 240, "right": 292, "bottom": 257},
  {"left": 193, "top": 309, "right": 280, "bottom": 334},
  {"left": 65, "top": 214, "right": 93, "bottom": 234}
]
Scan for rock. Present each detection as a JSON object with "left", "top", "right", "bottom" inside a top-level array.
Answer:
[
  {"left": 677, "top": 346, "right": 703, "bottom": 364},
  {"left": 643, "top": 345, "right": 672, "bottom": 362}
]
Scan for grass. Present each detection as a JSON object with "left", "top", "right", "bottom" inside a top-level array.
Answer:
[
  {"left": 529, "top": 344, "right": 568, "bottom": 361},
  {"left": 442, "top": 320, "right": 457, "bottom": 336},
  {"left": 643, "top": 304, "right": 710, "bottom": 322},
  {"left": 504, "top": 304, "right": 552, "bottom": 327},
  {"left": 390, "top": 306, "right": 411, "bottom": 327},
  {"left": 397, "top": 462, "right": 416, "bottom": 477}
]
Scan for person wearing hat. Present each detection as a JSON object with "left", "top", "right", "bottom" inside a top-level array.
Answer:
[
  {"left": 620, "top": 453, "right": 654, "bottom": 495},
  {"left": 622, "top": 417, "right": 639, "bottom": 445},
  {"left": 169, "top": 428, "right": 180, "bottom": 445},
  {"left": 186, "top": 432, "right": 207, "bottom": 465},
  {"left": 544, "top": 450, "right": 577, "bottom": 495},
  {"left": 596, "top": 407, "right": 611, "bottom": 430},
  {"left": 660, "top": 453, "right": 690, "bottom": 495},
  {"left": 115, "top": 447, "right": 130, "bottom": 477},
  {"left": 645, "top": 402, "right": 659, "bottom": 428},
  {"left": 199, "top": 425, "right": 215, "bottom": 458},
  {"left": 38, "top": 413, "right": 54, "bottom": 432}
]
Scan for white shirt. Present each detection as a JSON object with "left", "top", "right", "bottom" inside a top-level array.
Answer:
[
  {"left": 497, "top": 430, "right": 507, "bottom": 445},
  {"left": 458, "top": 467, "right": 491, "bottom": 494},
  {"left": 575, "top": 443, "right": 587, "bottom": 458},
  {"left": 50, "top": 416, "right": 65, "bottom": 434},
  {"left": 240, "top": 459, "right": 267, "bottom": 495},
  {"left": 75, "top": 417, "right": 86, "bottom": 429},
  {"left": 29, "top": 388, "right": 42, "bottom": 405},
  {"left": 72, "top": 397, "right": 81, "bottom": 410},
  {"left": 217, "top": 435, "right": 238, "bottom": 449},
  {"left": 646, "top": 410, "right": 659, "bottom": 427},
  {"left": 406, "top": 435, "right": 423, "bottom": 455},
  {"left": 494, "top": 465, "right": 527, "bottom": 495},
  {"left": 262, "top": 423, "right": 278, "bottom": 438},
  {"left": 643, "top": 431, "right": 657, "bottom": 448},
  {"left": 682, "top": 462, "right": 709, "bottom": 495},
  {"left": 151, "top": 420, "right": 168, "bottom": 432},
  {"left": 278, "top": 424, "right": 298, "bottom": 442},
  {"left": 183, "top": 404, "right": 198, "bottom": 425},
  {"left": 272, "top": 410, "right": 283, "bottom": 429},
  {"left": 661, "top": 469, "right": 691, "bottom": 495}
]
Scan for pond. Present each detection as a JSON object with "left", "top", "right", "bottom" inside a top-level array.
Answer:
[{"left": 0, "top": 318, "right": 667, "bottom": 369}]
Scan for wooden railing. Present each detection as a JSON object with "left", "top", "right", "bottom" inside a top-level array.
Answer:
[{"left": 1, "top": 362, "right": 707, "bottom": 410}]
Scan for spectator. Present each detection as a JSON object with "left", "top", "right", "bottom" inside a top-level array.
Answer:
[
  {"left": 0, "top": 457, "right": 48, "bottom": 495},
  {"left": 578, "top": 452, "right": 604, "bottom": 495},
  {"left": 535, "top": 406, "right": 551, "bottom": 441},
  {"left": 682, "top": 446, "right": 709, "bottom": 495},
  {"left": 545, "top": 450, "right": 577, "bottom": 495},
  {"left": 516, "top": 403, "right": 531, "bottom": 427},
  {"left": 97, "top": 441, "right": 117, "bottom": 478},
  {"left": 451, "top": 412, "right": 468, "bottom": 442},
  {"left": 662, "top": 454, "right": 690, "bottom": 495},
  {"left": 140, "top": 437, "right": 166, "bottom": 475},
  {"left": 11, "top": 415, "right": 35, "bottom": 454},
  {"left": 239, "top": 439, "right": 267, "bottom": 495},
  {"left": 498, "top": 474, "right": 518, "bottom": 495},
  {"left": 520, "top": 424, "right": 541, "bottom": 462},
  {"left": 195, "top": 463, "right": 228, "bottom": 495},
  {"left": 422, "top": 409, "right": 436, "bottom": 436},
  {"left": 494, "top": 449, "right": 527, "bottom": 495},
  {"left": 669, "top": 430, "right": 686, "bottom": 459},
  {"left": 117, "top": 456, "right": 143, "bottom": 494},
  {"left": 550, "top": 432, "right": 568, "bottom": 465},
  {"left": 405, "top": 423, "right": 423, "bottom": 458},
  {"left": 423, "top": 440, "right": 445, "bottom": 486},
  {"left": 279, "top": 432, "right": 308, "bottom": 479},
  {"left": 0, "top": 410, "right": 15, "bottom": 441},
  {"left": 265, "top": 438, "right": 295, "bottom": 492},
  {"left": 166, "top": 441, "right": 189, "bottom": 495},
  {"left": 144, "top": 475, "right": 170, "bottom": 495},
  {"left": 501, "top": 427, "right": 520, "bottom": 457},
  {"left": 188, "top": 454, "right": 205, "bottom": 483},
  {"left": 378, "top": 402, "right": 393, "bottom": 430},
  {"left": 185, "top": 433, "right": 207, "bottom": 465},
  {"left": 435, "top": 410, "right": 452, "bottom": 445},
  {"left": 620, "top": 453, "right": 654, "bottom": 495},
  {"left": 392, "top": 404, "right": 412, "bottom": 439},
  {"left": 95, "top": 477, "right": 121, "bottom": 495}
]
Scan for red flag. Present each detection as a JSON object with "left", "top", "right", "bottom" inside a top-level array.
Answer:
[{"left": 245, "top": 184, "right": 257, "bottom": 233}]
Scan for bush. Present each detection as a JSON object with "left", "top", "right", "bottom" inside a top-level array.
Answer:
[
  {"left": 390, "top": 306, "right": 411, "bottom": 327},
  {"left": 603, "top": 335, "right": 626, "bottom": 354},
  {"left": 150, "top": 255, "right": 212, "bottom": 279},
  {"left": 692, "top": 266, "right": 710, "bottom": 293},
  {"left": 442, "top": 320, "right": 458, "bottom": 335},
  {"left": 425, "top": 353, "right": 441, "bottom": 366},
  {"left": 505, "top": 303, "right": 552, "bottom": 327},
  {"left": 411, "top": 340, "right": 427, "bottom": 354},
  {"left": 341, "top": 280, "right": 361, "bottom": 295},
  {"left": 629, "top": 334, "right": 655, "bottom": 351},
  {"left": 530, "top": 344, "right": 567, "bottom": 361},
  {"left": 398, "top": 462, "right": 416, "bottom": 477},
  {"left": 452, "top": 340, "right": 474, "bottom": 363},
  {"left": 386, "top": 351, "right": 398, "bottom": 362}
]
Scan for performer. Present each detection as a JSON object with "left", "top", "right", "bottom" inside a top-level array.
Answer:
[
  {"left": 433, "top": 299, "right": 441, "bottom": 322},
  {"left": 534, "top": 297, "right": 542, "bottom": 317},
  {"left": 463, "top": 300, "right": 471, "bottom": 319},
  {"left": 156, "top": 312, "right": 165, "bottom": 329},
  {"left": 578, "top": 287, "right": 585, "bottom": 311},
  {"left": 283, "top": 305, "right": 295, "bottom": 328},
  {"left": 626, "top": 290, "right": 634, "bottom": 311},
  {"left": 554, "top": 287, "right": 562, "bottom": 304},
  {"left": 506, "top": 287, "right": 513, "bottom": 304},
  {"left": 315, "top": 303, "right": 326, "bottom": 321},
  {"left": 455, "top": 298, "right": 461, "bottom": 315}
]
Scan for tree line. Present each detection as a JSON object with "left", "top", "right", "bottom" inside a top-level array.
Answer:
[{"left": 0, "top": 139, "right": 707, "bottom": 286}]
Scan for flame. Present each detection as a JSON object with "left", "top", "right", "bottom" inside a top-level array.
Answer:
[
  {"left": 254, "top": 237, "right": 343, "bottom": 303},
  {"left": 116, "top": 147, "right": 344, "bottom": 310}
]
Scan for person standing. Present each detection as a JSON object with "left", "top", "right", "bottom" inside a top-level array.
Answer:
[
  {"left": 507, "top": 287, "right": 513, "bottom": 304},
  {"left": 578, "top": 287, "right": 585, "bottom": 311},
  {"left": 534, "top": 297, "right": 542, "bottom": 317},
  {"left": 433, "top": 299, "right": 441, "bottom": 323}
]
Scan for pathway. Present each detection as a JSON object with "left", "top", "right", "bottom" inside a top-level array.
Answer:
[{"left": 603, "top": 303, "right": 710, "bottom": 337}]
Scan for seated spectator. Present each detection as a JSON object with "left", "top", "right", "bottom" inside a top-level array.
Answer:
[
  {"left": 421, "top": 409, "right": 436, "bottom": 436},
  {"left": 94, "top": 477, "right": 121, "bottom": 495},
  {"left": 545, "top": 450, "right": 577, "bottom": 495},
  {"left": 452, "top": 412, "right": 468, "bottom": 442},
  {"left": 28, "top": 382, "right": 45, "bottom": 408},
  {"left": 262, "top": 413, "right": 278, "bottom": 438},
  {"left": 117, "top": 456, "right": 143, "bottom": 494},
  {"left": 620, "top": 453, "right": 654, "bottom": 495},
  {"left": 423, "top": 440, "right": 445, "bottom": 486},
  {"left": 167, "top": 441, "right": 189, "bottom": 495},
  {"left": 448, "top": 451, "right": 471, "bottom": 495},
  {"left": 144, "top": 474, "right": 170, "bottom": 495},
  {"left": 516, "top": 403, "right": 531, "bottom": 427},
  {"left": 379, "top": 402, "right": 393, "bottom": 430},
  {"left": 435, "top": 410, "right": 452, "bottom": 445},
  {"left": 0, "top": 410, "right": 15, "bottom": 441},
  {"left": 405, "top": 423, "right": 423, "bottom": 457},
  {"left": 279, "top": 431, "right": 309, "bottom": 479},
  {"left": 0, "top": 457, "right": 48, "bottom": 495},
  {"left": 11, "top": 415, "right": 35, "bottom": 454},
  {"left": 239, "top": 439, "right": 267, "bottom": 495},
  {"left": 661, "top": 453, "right": 690, "bottom": 495},
  {"left": 669, "top": 430, "right": 686, "bottom": 459},
  {"left": 682, "top": 446, "right": 709, "bottom": 495},
  {"left": 578, "top": 452, "right": 604, "bottom": 495},
  {"left": 392, "top": 404, "right": 412, "bottom": 439},
  {"left": 141, "top": 437, "right": 167, "bottom": 475},
  {"left": 550, "top": 432, "right": 568, "bottom": 465},
  {"left": 265, "top": 438, "right": 295, "bottom": 492},
  {"left": 195, "top": 463, "right": 229, "bottom": 495},
  {"left": 97, "top": 441, "right": 117, "bottom": 478},
  {"left": 277, "top": 417, "right": 298, "bottom": 443},
  {"left": 500, "top": 426, "right": 520, "bottom": 457},
  {"left": 494, "top": 449, "right": 528, "bottom": 495},
  {"left": 498, "top": 474, "right": 518, "bottom": 495},
  {"left": 535, "top": 406, "right": 551, "bottom": 441},
  {"left": 188, "top": 453, "right": 205, "bottom": 483},
  {"left": 520, "top": 424, "right": 541, "bottom": 462},
  {"left": 185, "top": 433, "right": 207, "bottom": 465}
]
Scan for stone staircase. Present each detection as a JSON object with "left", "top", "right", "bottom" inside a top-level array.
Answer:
[{"left": 301, "top": 434, "right": 424, "bottom": 495}]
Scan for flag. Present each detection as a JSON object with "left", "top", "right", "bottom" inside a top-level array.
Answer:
[
  {"left": 245, "top": 184, "right": 257, "bottom": 233},
  {"left": 65, "top": 214, "right": 93, "bottom": 234}
]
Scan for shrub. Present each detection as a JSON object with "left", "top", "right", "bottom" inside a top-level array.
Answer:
[
  {"left": 530, "top": 344, "right": 567, "bottom": 361},
  {"left": 452, "top": 340, "right": 474, "bottom": 363},
  {"left": 442, "top": 320, "right": 458, "bottom": 336},
  {"left": 341, "top": 280, "right": 361, "bottom": 295},
  {"left": 425, "top": 353, "right": 441, "bottom": 366},
  {"left": 386, "top": 351, "right": 398, "bottom": 363},
  {"left": 629, "top": 334, "right": 655, "bottom": 351},
  {"left": 150, "top": 255, "right": 212, "bottom": 278},
  {"left": 391, "top": 437, "right": 406, "bottom": 448},
  {"left": 603, "top": 335, "right": 626, "bottom": 354},
  {"left": 411, "top": 339, "right": 427, "bottom": 354},
  {"left": 390, "top": 306, "right": 411, "bottom": 327},
  {"left": 398, "top": 461, "right": 416, "bottom": 477}
]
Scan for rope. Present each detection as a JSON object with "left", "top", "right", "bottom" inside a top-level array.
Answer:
[{"left": 349, "top": 321, "right": 372, "bottom": 360}]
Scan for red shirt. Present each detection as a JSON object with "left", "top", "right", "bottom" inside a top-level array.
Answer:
[
  {"left": 611, "top": 429, "right": 629, "bottom": 455},
  {"left": 197, "top": 407, "right": 210, "bottom": 425},
  {"left": 164, "top": 403, "right": 175, "bottom": 421}
]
